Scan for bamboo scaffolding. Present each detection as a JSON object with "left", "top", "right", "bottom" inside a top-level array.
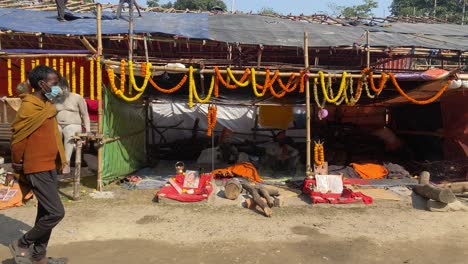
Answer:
[{"left": 96, "top": 3, "right": 103, "bottom": 192}]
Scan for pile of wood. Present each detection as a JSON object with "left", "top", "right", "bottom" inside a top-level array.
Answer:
[
  {"left": 224, "top": 178, "right": 281, "bottom": 217},
  {"left": 413, "top": 171, "right": 468, "bottom": 212}
]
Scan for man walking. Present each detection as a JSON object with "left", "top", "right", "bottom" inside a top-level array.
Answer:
[{"left": 9, "top": 65, "right": 68, "bottom": 264}]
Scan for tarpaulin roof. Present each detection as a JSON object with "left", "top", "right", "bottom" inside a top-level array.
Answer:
[{"left": 0, "top": 8, "right": 467, "bottom": 50}]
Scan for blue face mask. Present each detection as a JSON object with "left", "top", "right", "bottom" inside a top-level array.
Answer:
[{"left": 44, "top": 86, "right": 62, "bottom": 101}]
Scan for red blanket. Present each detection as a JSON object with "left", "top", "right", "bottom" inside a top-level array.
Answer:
[
  {"left": 303, "top": 179, "right": 373, "bottom": 204},
  {"left": 85, "top": 99, "right": 99, "bottom": 122},
  {"left": 156, "top": 173, "right": 214, "bottom": 202}
]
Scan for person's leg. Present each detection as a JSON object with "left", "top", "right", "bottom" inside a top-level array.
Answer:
[
  {"left": 62, "top": 124, "right": 83, "bottom": 174},
  {"left": 19, "top": 171, "right": 65, "bottom": 261},
  {"left": 134, "top": 1, "right": 142, "bottom": 16},
  {"left": 116, "top": 0, "right": 125, "bottom": 18},
  {"left": 55, "top": 0, "right": 66, "bottom": 21}
]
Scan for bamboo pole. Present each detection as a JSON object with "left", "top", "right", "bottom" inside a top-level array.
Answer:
[
  {"left": 304, "top": 32, "right": 311, "bottom": 174},
  {"left": 96, "top": 3, "right": 104, "bottom": 192},
  {"left": 128, "top": 0, "right": 135, "bottom": 62},
  {"left": 0, "top": 54, "right": 89, "bottom": 58},
  {"left": 366, "top": 30, "right": 370, "bottom": 68},
  {"left": 102, "top": 59, "right": 389, "bottom": 78},
  {"left": 79, "top": 36, "right": 97, "bottom": 54}
]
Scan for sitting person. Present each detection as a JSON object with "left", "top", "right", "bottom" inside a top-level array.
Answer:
[
  {"left": 55, "top": 78, "right": 91, "bottom": 174},
  {"left": 263, "top": 133, "right": 299, "bottom": 174}
]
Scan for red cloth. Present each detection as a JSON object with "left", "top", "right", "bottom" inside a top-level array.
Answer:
[
  {"left": 85, "top": 99, "right": 99, "bottom": 122},
  {"left": 156, "top": 173, "right": 214, "bottom": 202},
  {"left": 302, "top": 179, "right": 373, "bottom": 204}
]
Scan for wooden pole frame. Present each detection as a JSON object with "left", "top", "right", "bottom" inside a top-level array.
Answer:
[
  {"left": 96, "top": 3, "right": 104, "bottom": 191},
  {"left": 304, "top": 32, "right": 312, "bottom": 174}
]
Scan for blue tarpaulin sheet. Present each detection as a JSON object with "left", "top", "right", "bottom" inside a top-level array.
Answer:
[{"left": 0, "top": 8, "right": 209, "bottom": 38}]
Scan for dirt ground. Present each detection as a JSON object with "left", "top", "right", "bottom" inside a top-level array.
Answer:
[{"left": 1, "top": 176, "right": 468, "bottom": 264}]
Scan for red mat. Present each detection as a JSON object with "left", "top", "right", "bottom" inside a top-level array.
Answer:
[
  {"left": 156, "top": 173, "right": 214, "bottom": 202},
  {"left": 303, "top": 179, "right": 373, "bottom": 204}
]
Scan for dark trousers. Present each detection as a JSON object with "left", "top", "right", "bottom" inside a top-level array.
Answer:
[
  {"left": 55, "top": 0, "right": 68, "bottom": 20},
  {"left": 19, "top": 170, "right": 65, "bottom": 261}
]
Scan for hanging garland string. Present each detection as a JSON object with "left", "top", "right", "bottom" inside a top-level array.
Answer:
[
  {"left": 79, "top": 66, "right": 84, "bottom": 97},
  {"left": 226, "top": 67, "right": 251, "bottom": 87},
  {"left": 277, "top": 73, "right": 300, "bottom": 93},
  {"left": 20, "top": 59, "right": 25, "bottom": 83},
  {"left": 314, "top": 142, "right": 325, "bottom": 166},
  {"left": 188, "top": 66, "right": 215, "bottom": 107},
  {"left": 216, "top": 67, "right": 250, "bottom": 89},
  {"left": 251, "top": 68, "right": 268, "bottom": 97},
  {"left": 141, "top": 62, "right": 188, "bottom": 94},
  {"left": 267, "top": 70, "right": 287, "bottom": 98},
  {"left": 71, "top": 61, "right": 76, "bottom": 93},
  {"left": 103, "top": 64, "right": 451, "bottom": 106},
  {"left": 7, "top": 59, "right": 12, "bottom": 96},
  {"left": 254, "top": 68, "right": 271, "bottom": 90},
  {"left": 389, "top": 73, "right": 451, "bottom": 105},
  {"left": 107, "top": 66, "right": 146, "bottom": 102},
  {"left": 120, "top": 59, "right": 126, "bottom": 92},
  {"left": 65, "top": 62, "right": 70, "bottom": 84},
  {"left": 363, "top": 78, "right": 376, "bottom": 99},
  {"left": 318, "top": 71, "right": 347, "bottom": 103},
  {"left": 313, "top": 78, "right": 327, "bottom": 108},
  {"left": 96, "top": 56, "right": 102, "bottom": 100},
  {"left": 45, "top": 58, "right": 49, "bottom": 67},
  {"left": 207, "top": 105, "right": 217, "bottom": 136},
  {"left": 299, "top": 71, "right": 306, "bottom": 93},
  {"left": 59, "top": 58, "right": 64, "bottom": 76},
  {"left": 368, "top": 70, "right": 388, "bottom": 94},
  {"left": 128, "top": 60, "right": 152, "bottom": 92},
  {"left": 52, "top": 59, "right": 57, "bottom": 71},
  {"left": 90, "top": 59, "right": 94, "bottom": 100}
]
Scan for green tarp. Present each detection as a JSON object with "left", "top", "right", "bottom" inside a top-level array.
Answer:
[{"left": 101, "top": 87, "right": 146, "bottom": 184}]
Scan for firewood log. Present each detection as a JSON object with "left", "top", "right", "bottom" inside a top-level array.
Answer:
[
  {"left": 242, "top": 182, "right": 272, "bottom": 217},
  {"left": 414, "top": 184, "right": 456, "bottom": 204},
  {"left": 224, "top": 178, "right": 242, "bottom": 200}
]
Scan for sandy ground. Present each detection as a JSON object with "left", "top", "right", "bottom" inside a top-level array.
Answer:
[{"left": 1, "top": 176, "right": 468, "bottom": 264}]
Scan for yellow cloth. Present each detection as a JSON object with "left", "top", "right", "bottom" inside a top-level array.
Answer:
[
  {"left": 11, "top": 94, "right": 67, "bottom": 169},
  {"left": 350, "top": 163, "right": 389, "bottom": 179},
  {"left": 258, "top": 105, "right": 293, "bottom": 129}
]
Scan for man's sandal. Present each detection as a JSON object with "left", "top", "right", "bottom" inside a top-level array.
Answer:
[{"left": 9, "top": 240, "right": 32, "bottom": 264}]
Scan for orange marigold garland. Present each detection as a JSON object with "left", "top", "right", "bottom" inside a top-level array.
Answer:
[
  {"left": 277, "top": 73, "right": 300, "bottom": 92},
  {"left": 215, "top": 67, "right": 250, "bottom": 89},
  {"left": 141, "top": 62, "right": 188, "bottom": 93},
  {"left": 368, "top": 70, "right": 387, "bottom": 94},
  {"left": 389, "top": 73, "right": 451, "bottom": 105},
  {"left": 207, "top": 105, "right": 217, "bottom": 136},
  {"left": 120, "top": 59, "right": 126, "bottom": 92},
  {"left": 314, "top": 141, "right": 325, "bottom": 166}
]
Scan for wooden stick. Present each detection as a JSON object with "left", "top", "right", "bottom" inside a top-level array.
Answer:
[
  {"left": 73, "top": 138, "right": 83, "bottom": 201},
  {"left": 304, "top": 31, "right": 311, "bottom": 173}
]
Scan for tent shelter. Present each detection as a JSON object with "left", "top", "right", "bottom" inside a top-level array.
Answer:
[{"left": 0, "top": 1, "right": 466, "bottom": 194}]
